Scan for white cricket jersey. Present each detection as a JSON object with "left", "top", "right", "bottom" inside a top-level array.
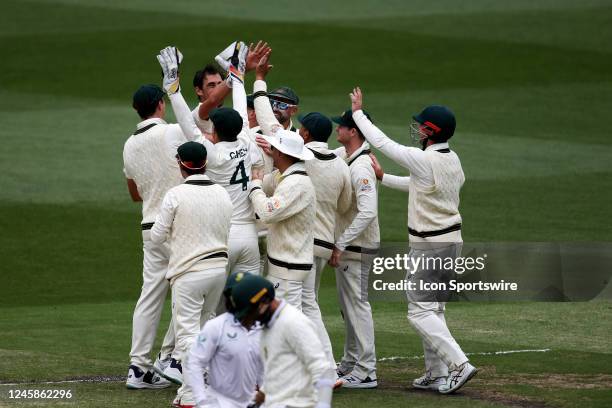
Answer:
[
  {"left": 353, "top": 110, "right": 464, "bottom": 243},
  {"left": 150, "top": 174, "right": 233, "bottom": 283},
  {"left": 185, "top": 313, "right": 263, "bottom": 408},
  {"left": 305, "top": 141, "right": 353, "bottom": 260},
  {"left": 259, "top": 301, "right": 330, "bottom": 408},
  {"left": 206, "top": 134, "right": 265, "bottom": 225},
  {"left": 122, "top": 118, "right": 184, "bottom": 225},
  {"left": 192, "top": 103, "right": 214, "bottom": 135},
  {"left": 249, "top": 162, "right": 316, "bottom": 281},
  {"left": 334, "top": 142, "right": 380, "bottom": 256}
]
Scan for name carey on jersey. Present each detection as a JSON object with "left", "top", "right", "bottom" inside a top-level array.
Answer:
[{"left": 227, "top": 147, "right": 248, "bottom": 161}]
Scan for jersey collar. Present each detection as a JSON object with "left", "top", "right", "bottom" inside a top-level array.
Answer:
[{"left": 136, "top": 117, "right": 167, "bottom": 129}]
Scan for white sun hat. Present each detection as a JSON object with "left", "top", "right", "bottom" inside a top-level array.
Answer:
[{"left": 263, "top": 129, "right": 315, "bottom": 161}]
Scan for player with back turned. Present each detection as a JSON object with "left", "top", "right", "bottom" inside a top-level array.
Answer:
[
  {"left": 157, "top": 44, "right": 266, "bottom": 280},
  {"left": 150, "top": 141, "right": 233, "bottom": 407},
  {"left": 123, "top": 84, "right": 181, "bottom": 390},
  {"left": 350, "top": 87, "right": 477, "bottom": 394}
]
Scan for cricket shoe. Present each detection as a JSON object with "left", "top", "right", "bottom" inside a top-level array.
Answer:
[
  {"left": 162, "top": 358, "right": 183, "bottom": 385},
  {"left": 336, "top": 363, "right": 352, "bottom": 379},
  {"left": 438, "top": 362, "right": 477, "bottom": 394},
  {"left": 153, "top": 352, "right": 172, "bottom": 376},
  {"left": 171, "top": 394, "right": 181, "bottom": 408},
  {"left": 126, "top": 364, "right": 171, "bottom": 389},
  {"left": 341, "top": 374, "right": 378, "bottom": 389},
  {"left": 412, "top": 373, "right": 446, "bottom": 391}
]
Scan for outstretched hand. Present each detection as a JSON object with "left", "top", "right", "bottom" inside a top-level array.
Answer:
[
  {"left": 350, "top": 87, "right": 363, "bottom": 112},
  {"left": 246, "top": 41, "right": 271, "bottom": 72},
  {"left": 255, "top": 50, "right": 273, "bottom": 80}
]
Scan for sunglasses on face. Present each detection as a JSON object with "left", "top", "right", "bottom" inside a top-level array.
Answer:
[{"left": 270, "top": 100, "right": 295, "bottom": 111}]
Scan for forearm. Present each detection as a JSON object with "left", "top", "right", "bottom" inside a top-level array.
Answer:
[
  {"left": 253, "top": 80, "right": 281, "bottom": 136},
  {"left": 169, "top": 92, "right": 203, "bottom": 142},
  {"left": 198, "top": 83, "right": 231, "bottom": 120},
  {"left": 353, "top": 110, "right": 422, "bottom": 172},
  {"left": 336, "top": 210, "right": 376, "bottom": 250},
  {"left": 231, "top": 80, "right": 249, "bottom": 133},
  {"left": 381, "top": 173, "right": 411, "bottom": 192}
]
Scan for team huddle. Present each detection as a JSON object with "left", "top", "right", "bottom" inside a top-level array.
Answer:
[{"left": 122, "top": 40, "right": 477, "bottom": 408}]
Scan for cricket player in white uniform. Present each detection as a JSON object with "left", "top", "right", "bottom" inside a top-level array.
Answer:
[
  {"left": 250, "top": 53, "right": 346, "bottom": 367},
  {"left": 123, "top": 84, "right": 181, "bottom": 389},
  {"left": 329, "top": 109, "right": 380, "bottom": 389},
  {"left": 247, "top": 126, "right": 341, "bottom": 372},
  {"left": 230, "top": 274, "right": 336, "bottom": 408},
  {"left": 158, "top": 45, "right": 264, "bottom": 277},
  {"left": 184, "top": 272, "right": 264, "bottom": 408},
  {"left": 350, "top": 87, "right": 477, "bottom": 394},
  {"left": 150, "top": 141, "right": 233, "bottom": 407}
]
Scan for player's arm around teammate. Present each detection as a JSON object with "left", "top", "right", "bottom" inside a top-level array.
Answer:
[{"left": 369, "top": 153, "right": 411, "bottom": 192}]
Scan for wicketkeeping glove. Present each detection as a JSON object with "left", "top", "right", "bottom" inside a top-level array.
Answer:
[
  {"left": 228, "top": 41, "right": 248, "bottom": 86},
  {"left": 214, "top": 41, "right": 236, "bottom": 74},
  {"left": 157, "top": 46, "right": 183, "bottom": 95}
]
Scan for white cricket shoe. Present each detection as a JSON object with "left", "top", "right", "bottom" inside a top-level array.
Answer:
[
  {"left": 438, "top": 362, "right": 477, "bottom": 394},
  {"left": 162, "top": 358, "right": 183, "bottom": 385},
  {"left": 153, "top": 352, "right": 172, "bottom": 375},
  {"left": 412, "top": 372, "right": 446, "bottom": 390},
  {"left": 126, "top": 365, "right": 171, "bottom": 389},
  {"left": 341, "top": 374, "right": 378, "bottom": 389}
]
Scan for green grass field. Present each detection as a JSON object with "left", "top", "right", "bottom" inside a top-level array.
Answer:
[{"left": 1, "top": 0, "right": 612, "bottom": 407}]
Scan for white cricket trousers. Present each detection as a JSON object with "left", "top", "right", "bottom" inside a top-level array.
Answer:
[
  {"left": 228, "top": 223, "right": 260, "bottom": 275},
  {"left": 129, "top": 231, "right": 175, "bottom": 370},
  {"left": 313, "top": 256, "right": 328, "bottom": 299},
  {"left": 406, "top": 243, "right": 468, "bottom": 376},
  {"left": 172, "top": 267, "right": 227, "bottom": 405},
  {"left": 267, "top": 264, "right": 336, "bottom": 369},
  {"left": 335, "top": 258, "right": 377, "bottom": 380}
]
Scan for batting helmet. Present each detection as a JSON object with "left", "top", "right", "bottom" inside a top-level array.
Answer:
[{"left": 411, "top": 105, "right": 456, "bottom": 144}]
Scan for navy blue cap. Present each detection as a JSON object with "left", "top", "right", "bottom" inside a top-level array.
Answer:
[
  {"left": 298, "top": 112, "right": 332, "bottom": 143},
  {"left": 331, "top": 109, "right": 371, "bottom": 129}
]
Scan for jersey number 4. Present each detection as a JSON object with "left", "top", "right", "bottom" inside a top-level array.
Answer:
[{"left": 230, "top": 160, "right": 249, "bottom": 191}]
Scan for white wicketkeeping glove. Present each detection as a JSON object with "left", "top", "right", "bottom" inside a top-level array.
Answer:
[
  {"left": 227, "top": 41, "right": 248, "bottom": 87},
  {"left": 214, "top": 41, "right": 236, "bottom": 74},
  {"left": 157, "top": 46, "right": 183, "bottom": 95}
]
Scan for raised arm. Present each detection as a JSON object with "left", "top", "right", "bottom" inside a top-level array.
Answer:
[
  {"left": 350, "top": 87, "right": 429, "bottom": 179},
  {"left": 157, "top": 46, "right": 216, "bottom": 158},
  {"left": 202, "top": 41, "right": 270, "bottom": 122},
  {"left": 253, "top": 51, "right": 283, "bottom": 137}
]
